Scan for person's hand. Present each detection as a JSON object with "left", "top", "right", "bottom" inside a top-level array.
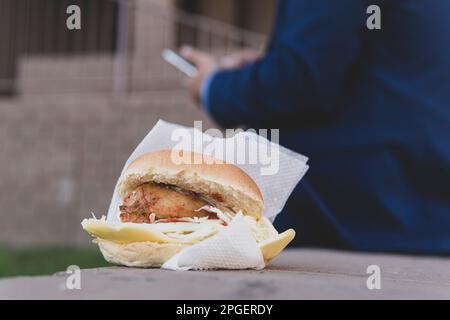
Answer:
[
  {"left": 219, "top": 49, "right": 262, "bottom": 70},
  {"left": 180, "top": 46, "right": 219, "bottom": 105},
  {"left": 180, "top": 46, "right": 262, "bottom": 105}
]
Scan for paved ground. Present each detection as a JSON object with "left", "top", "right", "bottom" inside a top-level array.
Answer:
[{"left": 1, "top": 249, "right": 450, "bottom": 299}]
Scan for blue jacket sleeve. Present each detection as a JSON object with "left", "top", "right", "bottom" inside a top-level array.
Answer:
[{"left": 206, "top": 0, "right": 368, "bottom": 128}]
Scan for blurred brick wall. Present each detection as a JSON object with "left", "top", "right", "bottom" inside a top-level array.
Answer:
[
  {"left": 0, "top": 0, "right": 265, "bottom": 246},
  {"left": 0, "top": 91, "right": 213, "bottom": 246},
  {"left": 0, "top": 0, "right": 216, "bottom": 246}
]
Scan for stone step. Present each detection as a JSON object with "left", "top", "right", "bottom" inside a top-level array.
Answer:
[{"left": 17, "top": 55, "right": 184, "bottom": 94}]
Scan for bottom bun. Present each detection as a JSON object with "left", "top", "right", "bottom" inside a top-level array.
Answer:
[{"left": 96, "top": 239, "right": 188, "bottom": 268}]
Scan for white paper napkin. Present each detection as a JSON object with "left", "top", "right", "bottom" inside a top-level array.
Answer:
[
  {"left": 104, "top": 119, "right": 309, "bottom": 270},
  {"left": 162, "top": 213, "right": 265, "bottom": 270}
]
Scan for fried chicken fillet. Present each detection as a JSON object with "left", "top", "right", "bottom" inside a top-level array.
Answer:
[{"left": 119, "top": 183, "right": 215, "bottom": 223}]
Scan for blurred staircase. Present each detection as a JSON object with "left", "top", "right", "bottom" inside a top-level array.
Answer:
[{"left": 0, "top": 0, "right": 264, "bottom": 246}]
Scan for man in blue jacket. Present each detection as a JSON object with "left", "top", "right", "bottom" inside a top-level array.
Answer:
[{"left": 180, "top": 0, "right": 450, "bottom": 253}]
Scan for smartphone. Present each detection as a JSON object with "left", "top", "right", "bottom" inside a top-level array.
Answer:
[{"left": 162, "top": 49, "right": 198, "bottom": 77}]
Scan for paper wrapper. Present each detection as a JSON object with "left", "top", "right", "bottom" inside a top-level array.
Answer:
[
  {"left": 105, "top": 120, "right": 308, "bottom": 270},
  {"left": 163, "top": 213, "right": 265, "bottom": 270}
]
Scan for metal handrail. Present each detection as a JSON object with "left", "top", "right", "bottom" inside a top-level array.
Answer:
[{"left": 0, "top": 0, "right": 267, "bottom": 95}]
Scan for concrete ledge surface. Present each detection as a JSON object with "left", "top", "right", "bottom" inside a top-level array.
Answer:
[{"left": 1, "top": 249, "right": 450, "bottom": 299}]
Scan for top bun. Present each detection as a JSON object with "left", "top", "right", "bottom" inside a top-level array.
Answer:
[{"left": 117, "top": 150, "right": 264, "bottom": 220}]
